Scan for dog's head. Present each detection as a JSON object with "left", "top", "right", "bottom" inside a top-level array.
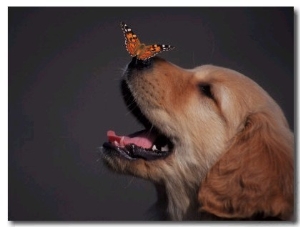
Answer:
[{"left": 102, "top": 57, "right": 293, "bottom": 220}]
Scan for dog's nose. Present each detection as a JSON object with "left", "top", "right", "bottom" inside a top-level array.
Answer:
[
  {"left": 126, "top": 56, "right": 167, "bottom": 71},
  {"left": 127, "top": 56, "right": 153, "bottom": 70}
]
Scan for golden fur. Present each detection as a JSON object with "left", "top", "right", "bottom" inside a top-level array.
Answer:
[{"left": 103, "top": 57, "right": 294, "bottom": 220}]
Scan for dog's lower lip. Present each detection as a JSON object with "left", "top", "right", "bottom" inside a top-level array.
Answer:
[
  {"left": 102, "top": 142, "right": 134, "bottom": 159},
  {"left": 125, "top": 143, "right": 170, "bottom": 160}
]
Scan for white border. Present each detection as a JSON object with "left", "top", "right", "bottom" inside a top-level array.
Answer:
[
  {"left": 2, "top": 2, "right": 299, "bottom": 227},
  {"left": 1, "top": 1, "right": 8, "bottom": 227},
  {"left": 1, "top": 0, "right": 300, "bottom": 7}
]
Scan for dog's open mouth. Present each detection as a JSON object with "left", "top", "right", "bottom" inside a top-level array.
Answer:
[
  {"left": 103, "top": 129, "right": 173, "bottom": 160},
  {"left": 102, "top": 79, "right": 174, "bottom": 160}
]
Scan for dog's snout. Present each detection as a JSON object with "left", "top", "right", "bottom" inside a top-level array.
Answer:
[
  {"left": 125, "top": 57, "right": 171, "bottom": 83},
  {"left": 127, "top": 57, "right": 153, "bottom": 70}
]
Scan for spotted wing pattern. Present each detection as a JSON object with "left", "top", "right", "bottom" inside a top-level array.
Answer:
[
  {"left": 120, "top": 22, "right": 141, "bottom": 57},
  {"left": 138, "top": 44, "right": 174, "bottom": 60},
  {"left": 120, "top": 22, "right": 174, "bottom": 60}
]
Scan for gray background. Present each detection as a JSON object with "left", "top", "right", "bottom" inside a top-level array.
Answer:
[{"left": 9, "top": 7, "right": 294, "bottom": 221}]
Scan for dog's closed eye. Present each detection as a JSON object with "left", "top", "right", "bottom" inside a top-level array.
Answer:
[{"left": 198, "top": 83, "right": 214, "bottom": 99}]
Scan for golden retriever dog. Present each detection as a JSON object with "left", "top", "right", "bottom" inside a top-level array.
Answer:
[{"left": 102, "top": 57, "right": 294, "bottom": 221}]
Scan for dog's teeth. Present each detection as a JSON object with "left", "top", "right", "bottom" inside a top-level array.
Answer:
[
  {"left": 114, "top": 141, "right": 119, "bottom": 146},
  {"left": 151, "top": 144, "right": 169, "bottom": 152},
  {"left": 161, "top": 145, "right": 169, "bottom": 152},
  {"left": 152, "top": 145, "right": 158, "bottom": 151}
]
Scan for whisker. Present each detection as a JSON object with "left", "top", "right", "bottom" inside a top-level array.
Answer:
[
  {"left": 147, "top": 124, "right": 155, "bottom": 136},
  {"left": 124, "top": 176, "right": 135, "bottom": 189},
  {"left": 124, "top": 102, "right": 139, "bottom": 115}
]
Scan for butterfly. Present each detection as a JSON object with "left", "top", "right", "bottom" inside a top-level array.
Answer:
[{"left": 120, "top": 22, "right": 175, "bottom": 60}]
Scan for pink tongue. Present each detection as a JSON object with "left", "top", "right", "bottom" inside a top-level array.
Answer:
[{"left": 107, "top": 130, "right": 156, "bottom": 149}]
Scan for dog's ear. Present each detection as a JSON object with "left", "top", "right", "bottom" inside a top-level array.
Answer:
[{"left": 198, "top": 112, "right": 294, "bottom": 220}]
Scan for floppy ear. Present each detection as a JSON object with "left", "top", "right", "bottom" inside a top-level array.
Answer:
[{"left": 198, "top": 112, "right": 294, "bottom": 220}]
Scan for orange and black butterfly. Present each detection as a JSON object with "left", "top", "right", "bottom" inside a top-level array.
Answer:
[{"left": 120, "top": 22, "right": 175, "bottom": 60}]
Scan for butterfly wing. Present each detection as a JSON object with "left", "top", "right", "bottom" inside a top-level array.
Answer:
[
  {"left": 120, "top": 22, "right": 141, "bottom": 57},
  {"left": 137, "top": 44, "right": 175, "bottom": 60}
]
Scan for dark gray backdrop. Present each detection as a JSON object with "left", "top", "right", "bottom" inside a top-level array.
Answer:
[{"left": 9, "top": 7, "right": 294, "bottom": 221}]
